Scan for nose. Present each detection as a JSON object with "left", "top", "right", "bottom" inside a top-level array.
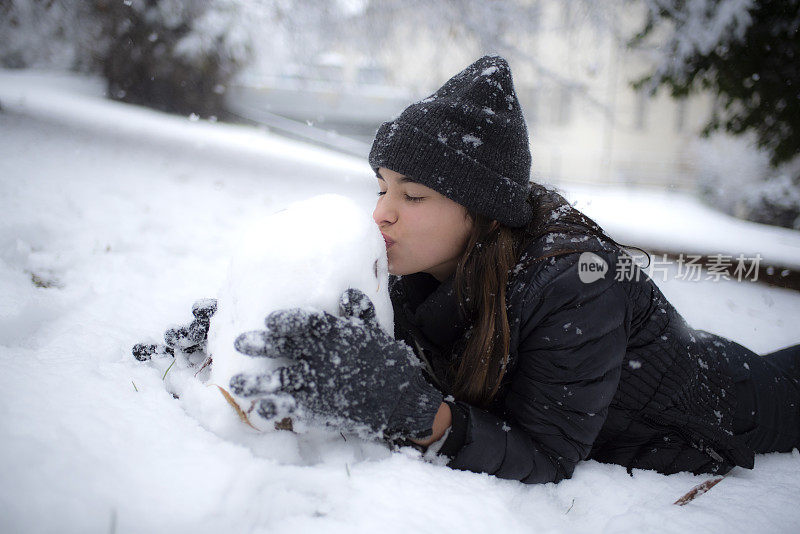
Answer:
[{"left": 372, "top": 194, "right": 397, "bottom": 227}]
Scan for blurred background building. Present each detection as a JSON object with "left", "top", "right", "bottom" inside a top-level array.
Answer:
[{"left": 227, "top": 1, "right": 713, "bottom": 192}]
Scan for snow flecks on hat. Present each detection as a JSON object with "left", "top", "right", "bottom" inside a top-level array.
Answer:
[{"left": 368, "top": 55, "right": 534, "bottom": 228}]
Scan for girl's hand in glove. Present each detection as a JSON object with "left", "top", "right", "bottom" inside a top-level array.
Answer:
[
  {"left": 132, "top": 298, "right": 217, "bottom": 361},
  {"left": 229, "top": 288, "right": 443, "bottom": 440}
]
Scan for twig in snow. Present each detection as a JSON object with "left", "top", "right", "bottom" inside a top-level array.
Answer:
[
  {"left": 274, "top": 417, "right": 294, "bottom": 432},
  {"left": 674, "top": 476, "right": 725, "bottom": 506},
  {"left": 345, "top": 463, "right": 351, "bottom": 478},
  {"left": 215, "top": 385, "right": 260, "bottom": 431},
  {"left": 131, "top": 380, "right": 138, "bottom": 392},
  {"left": 194, "top": 356, "right": 212, "bottom": 377},
  {"left": 161, "top": 359, "right": 175, "bottom": 380},
  {"left": 340, "top": 432, "right": 347, "bottom": 441},
  {"left": 565, "top": 498, "right": 575, "bottom": 514}
]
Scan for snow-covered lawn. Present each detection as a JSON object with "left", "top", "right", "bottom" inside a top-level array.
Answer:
[{"left": 1, "top": 70, "right": 799, "bottom": 533}]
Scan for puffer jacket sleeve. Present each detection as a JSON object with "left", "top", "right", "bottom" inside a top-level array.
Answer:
[{"left": 441, "top": 250, "right": 630, "bottom": 484}]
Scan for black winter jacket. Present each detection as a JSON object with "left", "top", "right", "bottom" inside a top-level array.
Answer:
[{"left": 390, "top": 228, "right": 756, "bottom": 484}]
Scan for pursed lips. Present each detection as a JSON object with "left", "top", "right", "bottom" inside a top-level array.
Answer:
[{"left": 381, "top": 233, "right": 396, "bottom": 247}]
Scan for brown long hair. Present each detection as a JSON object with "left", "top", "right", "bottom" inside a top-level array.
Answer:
[{"left": 450, "top": 183, "right": 649, "bottom": 408}]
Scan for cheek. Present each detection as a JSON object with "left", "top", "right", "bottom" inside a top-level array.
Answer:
[
  {"left": 419, "top": 209, "right": 470, "bottom": 256},
  {"left": 388, "top": 203, "right": 471, "bottom": 270},
  {"left": 439, "top": 205, "right": 471, "bottom": 239}
]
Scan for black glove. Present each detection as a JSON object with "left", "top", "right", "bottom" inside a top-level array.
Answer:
[
  {"left": 132, "top": 298, "right": 217, "bottom": 361},
  {"left": 229, "top": 288, "right": 443, "bottom": 439}
]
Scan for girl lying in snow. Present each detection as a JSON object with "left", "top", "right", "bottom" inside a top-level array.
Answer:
[{"left": 135, "top": 55, "right": 800, "bottom": 484}]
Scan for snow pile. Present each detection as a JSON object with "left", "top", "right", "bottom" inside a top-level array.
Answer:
[
  {"left": 209, "top": 193, "right": 391, "bottom": 384},
  {"left": 147, "top": 194, "right": 392, "bottom": 445}
]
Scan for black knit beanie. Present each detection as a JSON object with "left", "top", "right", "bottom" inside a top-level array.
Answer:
[{"left": 369, "top": 55, "right": 533, "bottom": 228}]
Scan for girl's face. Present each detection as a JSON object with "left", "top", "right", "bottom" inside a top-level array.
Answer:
[{"left": 373, "top": 167, "right": 473, "bottom": 281}]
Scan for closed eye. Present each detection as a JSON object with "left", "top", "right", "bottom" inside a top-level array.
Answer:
[{"left": 376, "top": 191, "right": 424, "bottom": 203}]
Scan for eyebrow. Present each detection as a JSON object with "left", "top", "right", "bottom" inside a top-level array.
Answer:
[{"left": 375, "top": 170, "right": 415, "bottom": 183}]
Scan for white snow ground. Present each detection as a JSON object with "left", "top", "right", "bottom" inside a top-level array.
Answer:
[{"left": 1, "top": 70, "right": 799, "bottom": 534}]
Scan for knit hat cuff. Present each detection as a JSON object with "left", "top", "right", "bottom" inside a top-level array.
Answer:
[{"left": 369, "top": 119, "right": 533, "bottom": 228}]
